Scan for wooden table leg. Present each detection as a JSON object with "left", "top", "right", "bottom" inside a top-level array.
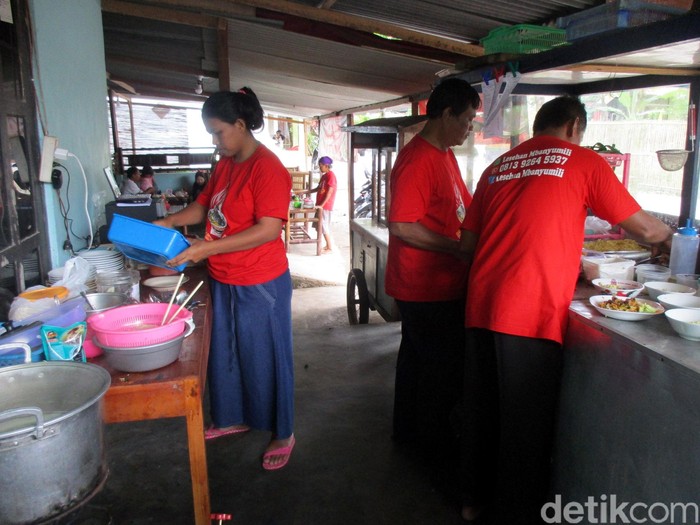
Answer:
[{"left": 184, "top": 378, "right": 211, "bottom": 525}]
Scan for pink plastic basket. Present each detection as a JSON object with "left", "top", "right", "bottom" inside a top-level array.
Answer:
[{"left": 87, "top": 303, "right": 193, "bottom": 348}]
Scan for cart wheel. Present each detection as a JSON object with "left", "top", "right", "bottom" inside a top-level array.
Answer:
[{"left": 346, "top": 269, "right": 370, "bottom": 325}]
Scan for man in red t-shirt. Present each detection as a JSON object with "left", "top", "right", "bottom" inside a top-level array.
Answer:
[
  {"left": 458, "top": 96, "right": 673, "bottom": 524},
  {"left": 385, "top": 78, "right": 481, "bottom": 475}
]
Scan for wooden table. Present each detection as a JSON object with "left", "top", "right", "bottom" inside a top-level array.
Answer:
[
  {"left": 285, "top": 205, "right": 323, "bottom": 255},
  {"left": 89, "top": 266, "right": 212, "bottom": 525}
]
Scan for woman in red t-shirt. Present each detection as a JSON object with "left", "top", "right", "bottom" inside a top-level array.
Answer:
[{"left": 156, "top": 88, "right": 295, "bottom": 471}]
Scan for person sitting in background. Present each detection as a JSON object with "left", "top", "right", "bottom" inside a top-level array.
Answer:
[
  {"left": 139, "top": 165, "right": 157, "bottom": 195},
  {"left": 120, "top": 166, "right": 142, "bottom": 196},
  {"left": 191, "top": 170, "right": 208, "bottom": 202}
]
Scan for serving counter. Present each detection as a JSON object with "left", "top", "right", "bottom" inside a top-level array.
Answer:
[
  {"left": 89, "top": 265, "right": 212, "bottom": 525},
  {"left": 552, "top": 282, "right": 700, "bottom": 508}
]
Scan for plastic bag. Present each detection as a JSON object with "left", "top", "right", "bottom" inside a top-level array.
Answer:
[
  {"left": 8, "top": 290, "right": 58, "bottom": 322},
  {"left": 41, "top": 322, "right": 87, "bottom": 362},
  {"left": 584, "top": 216, "right": 611, "bottom": 235},
  {"left": 54, "top": 256, "right": 91, "bottom": 298}
]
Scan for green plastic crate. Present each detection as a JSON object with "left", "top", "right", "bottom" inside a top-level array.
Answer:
[{"left": 481, "top": 24, "right": 567, "bottom": 55}]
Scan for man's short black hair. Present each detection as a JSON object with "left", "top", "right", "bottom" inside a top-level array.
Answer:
[
  {"left": 533, "top": 96, "right": 588, "bottom": 134},
  {"left": 426, "top": 78, "right": 481, "bottom": 119}
]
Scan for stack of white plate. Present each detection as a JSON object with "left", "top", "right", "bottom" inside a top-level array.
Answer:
[
  {"left": 77, "top": 248, "right": 125, "bottom": 272},
  {"left": 76, "top": 248, "right": 125, "bottom": 291}
]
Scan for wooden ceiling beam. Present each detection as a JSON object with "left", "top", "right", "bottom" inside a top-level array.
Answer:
[
  {"left": 559, "top": 64, "right": 700, "bottom": 76},
  {"left": 104, "top": 0, "right": 483, "bottom": 58},
  {"left": 218, "top": 18, "right": 231, "bottom": 92},
  {"left": 224, "top": 0, "right": 484, "bottom": 57},
  {"left": 107, "top": 54, "right": 218, "bottom": 78},
  {"left": 101, "top": 0, "right": 225, "bottom": 28}
]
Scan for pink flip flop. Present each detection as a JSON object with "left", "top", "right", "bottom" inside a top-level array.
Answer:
[
  {"left": 262, "top": 435, "right": 296, "bottom": 471},
  {"left": 204, "top": 425, "right": 250, "bottom": 441}
]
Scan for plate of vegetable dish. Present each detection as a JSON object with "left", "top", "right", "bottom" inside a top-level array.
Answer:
[{"left": 589, "top": 295, "right": 664, "bottom": 321}]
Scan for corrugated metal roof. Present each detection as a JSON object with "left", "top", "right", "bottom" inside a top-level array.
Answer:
[{"left": 102, "top": 0, "right": 610, "bottom": 118}]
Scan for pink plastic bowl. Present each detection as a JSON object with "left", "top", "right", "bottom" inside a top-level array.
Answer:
[{"left": 87, "top": 303, "right": 193, "bottom": 348}]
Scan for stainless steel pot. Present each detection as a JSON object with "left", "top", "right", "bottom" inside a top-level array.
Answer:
[{"left": 0, "top": 362, "right": 111, "bottom": 524}]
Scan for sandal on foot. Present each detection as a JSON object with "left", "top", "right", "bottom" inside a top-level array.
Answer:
[
  {"left": 262, "top": 435, "right": 295, "bottom": 471},
  {"left": 204, "top": 425, "right": 250, "bottom": 441}
]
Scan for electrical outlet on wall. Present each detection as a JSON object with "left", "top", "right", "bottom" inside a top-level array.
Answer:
[{"left": 38, "top": 135, "right": 58, "bottom": 183}]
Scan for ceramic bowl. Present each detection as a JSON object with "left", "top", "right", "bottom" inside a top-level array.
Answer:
[
  {"left": 643, "top": 281, "right": 697, "bottom": 301},
  {"left": 664, "top": 308, "right": 700, "bottom": 341},
  {"left": 591, "top": 278, "right": 644, "bottom": 298},
  {"left": 95, "top": 333, "right": 185, "bottom": 372},
  {"left": 657, "top": 293, "right": 700, "bottom": 310}
]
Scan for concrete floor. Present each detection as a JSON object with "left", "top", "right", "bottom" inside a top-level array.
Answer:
[{"left": 71, "top": 218, "right": 466, "bottom": 524}]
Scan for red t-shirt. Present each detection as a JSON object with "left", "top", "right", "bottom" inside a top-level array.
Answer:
[
  {"left": 463, "top": 136, "right": 641, "bottom": 343},
  {"left": 196, "top": 145, "right": 290, "bottom": 285},
  {"left": 316, "top": 170, "right": 337, "bottom": 211},
  {"left": 385, "top": 135, "right": 472, "bottom": 302}
]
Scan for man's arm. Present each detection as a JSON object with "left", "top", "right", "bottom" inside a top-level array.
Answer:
[
  {"left": 389, "top": 221, "right": 461, "bottom": 256},
  {"left": 618, "top": 210, "right": 673, "bottom": 253}
]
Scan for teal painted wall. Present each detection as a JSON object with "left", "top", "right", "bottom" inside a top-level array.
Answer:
[{"left": 30, "top": 0, "right": 111, "bottom": 267}]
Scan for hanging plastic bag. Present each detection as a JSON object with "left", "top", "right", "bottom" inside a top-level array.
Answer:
[
  {"left": 41, "top": 321, "right": 87, "bottom": 362},
  {"left": 54, "top": 256, "right": 92, "bottom": 298},
  {"left": 584, "top": 216, "right": 612, "bottom": 235}
]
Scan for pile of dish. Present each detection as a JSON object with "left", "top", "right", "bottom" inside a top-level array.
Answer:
[
  {"left": 88, "top": 303, "right": 194, "bottom": 372},
  {"left": 589, "top": 273, "right": 700, "bottom": 340}
]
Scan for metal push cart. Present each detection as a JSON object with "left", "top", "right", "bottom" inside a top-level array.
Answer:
[{"left": 342, "top": 115, "right": 428, "bottom": 324}]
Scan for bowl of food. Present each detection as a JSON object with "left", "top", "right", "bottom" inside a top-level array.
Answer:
[
  {"left": 589, "top": 295, "right": 664, "bottom": 321},
  {"left": 591, "top": 278, "right": 644, "bottom": 298},
  {"left": 657, "top": 293, "right": 700, "bottom": 311},
  {"left": 664, "top": 308, "right": 700, "bottom": 341},
  {"left": 643, "top": 281, "right": 697, "bottom": 301}
]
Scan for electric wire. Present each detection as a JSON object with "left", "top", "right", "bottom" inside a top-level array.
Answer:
[
  {"left": 54, "top": 164, "right": 76, "bottom": 256},
  {"left": 67, "top": 152, "right": 94, "bottom": 250}
]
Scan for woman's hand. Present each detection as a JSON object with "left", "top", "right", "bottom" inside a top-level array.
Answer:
[{"left": 166, "top": 237, "right": 210, "bottom": 266}]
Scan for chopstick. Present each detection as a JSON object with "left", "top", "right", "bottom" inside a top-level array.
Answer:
[
  {"left": 160, "top": 273, "right": 185, "bottom": 326},
  {"left": 166, "top": 280, "right": 204, "bottom": 324}
]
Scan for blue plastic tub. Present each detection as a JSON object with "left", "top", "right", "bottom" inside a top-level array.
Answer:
[
  {"left": 0, "top": 343, "right": 45, "bottom": 367},
  {"left": 108, "top": 214, "right": 190, "bottom": 272}
]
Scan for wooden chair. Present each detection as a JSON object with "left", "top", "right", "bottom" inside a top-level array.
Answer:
[{"left": 289, "top": 171, "right": 311, "bottom": 192}]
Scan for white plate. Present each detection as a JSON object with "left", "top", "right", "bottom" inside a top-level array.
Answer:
[
  {"left": 142, "top": 275, "right": 189, "bottom": 291},
  {"left": 591, "top": 278, "right": 644, "bottom": 298},
  {"left": 589, "top": 295, "right": 664, "bottom": 321}
]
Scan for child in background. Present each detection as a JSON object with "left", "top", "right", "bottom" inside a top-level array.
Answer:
[{"left": 139, "top": 165, "right": 157, "bottom": 194}]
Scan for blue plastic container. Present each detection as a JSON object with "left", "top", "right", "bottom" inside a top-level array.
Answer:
[
  {"left": 107, "top": 214, "right": 190, "bottom": 272},
  {"left": 0, "top": 343, "right": 45, "bottom": 367},
  {"left": 0, "top": 300, "right": 86, "bottom": 351}
]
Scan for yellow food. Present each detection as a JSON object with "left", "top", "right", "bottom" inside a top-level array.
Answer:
[
  {"left": 598, "top": 297, "right": 657, "bottom": 313},
  {"left": 584, "top": 239, "right": 646, "bottom": 252}
]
